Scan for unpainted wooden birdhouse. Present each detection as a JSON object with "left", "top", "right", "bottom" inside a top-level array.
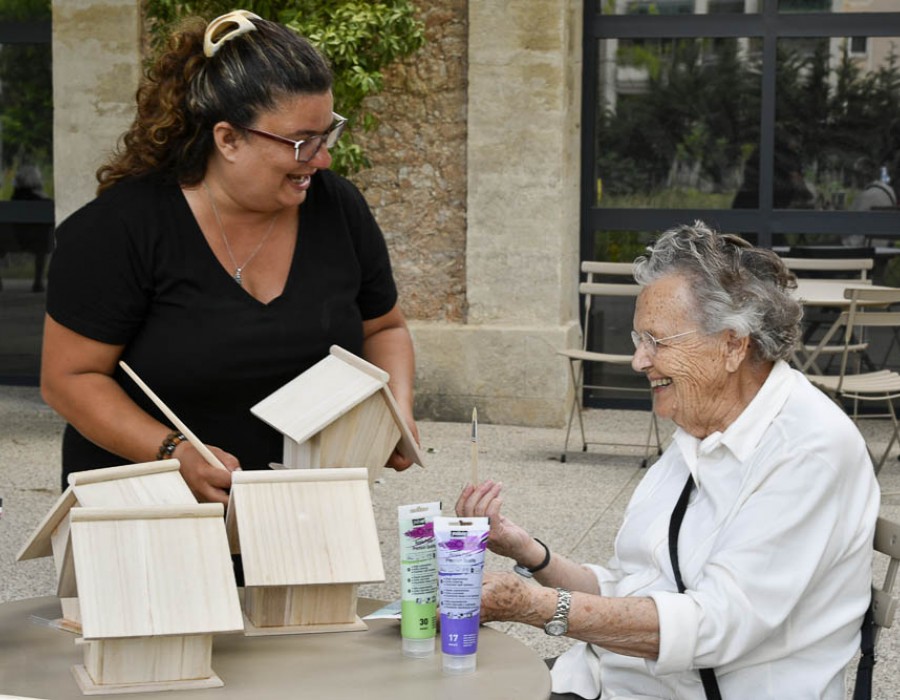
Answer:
[
  {"left": 68, "top": 503, "right": 243, "bottom": 694},
  {"left": 250, "top": 345, "right": 425, "bottom": 481},
  {"left": 226, "top": 467, "right": 384, "bottom": 635},
  {"left": 16, "top": 460, "right": 196, "bottom": 633}
]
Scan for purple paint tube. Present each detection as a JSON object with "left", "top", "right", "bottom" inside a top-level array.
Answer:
[{"left": 434, "top": 516, "right": 490, "bottom": 675}]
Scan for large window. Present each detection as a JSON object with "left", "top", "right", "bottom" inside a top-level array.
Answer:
[
  {"left": 0, "top": 4, "right": 53, "bottom": 385},
  {"left": 582, "top": 1, "right": 900, "bottom": 404}
]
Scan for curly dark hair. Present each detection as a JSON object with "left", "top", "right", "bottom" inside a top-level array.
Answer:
[{"left": 96, "top": 14, "right": 332, "bottom": 194}]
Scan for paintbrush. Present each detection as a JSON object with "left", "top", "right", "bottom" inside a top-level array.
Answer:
[{"left": 470, "top": 406, "right": 478, "bottom": 486}]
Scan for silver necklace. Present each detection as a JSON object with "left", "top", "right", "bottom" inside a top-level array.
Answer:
[{"left": 202, "top": 180, "right": 279, "bottom": 286}]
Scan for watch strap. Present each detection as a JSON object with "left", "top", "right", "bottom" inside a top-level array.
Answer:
[
  {"left": 544, "top": 587, "right": 572, "bottom": 636},
  {"left": 513, "top": 537, "right": 551, "bottom": 578}
]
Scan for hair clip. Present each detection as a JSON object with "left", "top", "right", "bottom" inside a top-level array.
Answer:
[{"left": 204, "top": 10, "right": 261, "bottom": 58}]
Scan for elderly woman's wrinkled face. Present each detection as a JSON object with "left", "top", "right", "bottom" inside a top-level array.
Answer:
[{"left": 631, "top": 274, "right": 742, "bottom": 438}]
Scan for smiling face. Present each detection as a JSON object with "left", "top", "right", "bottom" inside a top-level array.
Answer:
[
  {"left": 631, "top": 274, "right": 754, "bottom": 438},
  {"left": 216, "top": 91, "right": 336, "bottom": 212}
]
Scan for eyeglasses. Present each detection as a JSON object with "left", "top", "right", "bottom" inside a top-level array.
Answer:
[
  {"left": 240, "top": 113, "right": 347, "bottom": 162},
  {"left": 630, "top": 329, "right": 697, "bottom": 356}
]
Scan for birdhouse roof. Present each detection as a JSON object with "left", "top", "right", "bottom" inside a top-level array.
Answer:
[
  {"left": 251, "top": 345, "right": 425, "bottom": 468},
  {"left": 226, "top": 468, "right": 385, "bottom": 587},
  {"left": 17, "top": 459, "right": 194, "bottom": 561},
  {"left": 70, "top": 504, "right": 243, "bottom": 639}
]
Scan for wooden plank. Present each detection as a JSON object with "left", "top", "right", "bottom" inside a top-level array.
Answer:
[
  {"left": 244, "top": 584, "right": 361, "bottom": 631},
  {"left": 74, "top": 469, "right": 195, "bottom": 508},
  {"left": 67, "top": 460, "right": 181, "bottom": 486},
  {"left": 250, "top": 353, "right": 384, "bottom": 444},
  {"left": 232, "top": 467, "right": 367, "bottom": 485},
  {"left": 230, "top": 473, "right": 384, "bottom": 587},
  {"left": 70, "top": 505, "right": 243, "bottom": 639},
  {"left": 328, "top": 345, "right": 389, "bottom": 382},
  {"left": 16, "top": 487, "right": 77, "bottom": 561},
  {"left": 376, "top": 382, "right": 427, "bottom": 469},
  {"left": 82, "top": 635, "right": 213, "bottom": 685}
]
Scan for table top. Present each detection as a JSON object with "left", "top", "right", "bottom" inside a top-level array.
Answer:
[
  {"left": 0, "top": 597, "right": 551, "bottom": 700},
  {"left": 794, "top": 279, "right": 896, "bottom": 307}
]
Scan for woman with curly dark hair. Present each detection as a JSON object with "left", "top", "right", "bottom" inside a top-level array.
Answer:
[{"left": 42, "top": 11, "right": 419, "bottom": 502}]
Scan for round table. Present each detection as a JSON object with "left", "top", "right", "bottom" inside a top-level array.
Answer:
[{"left": 0, "top": 597, "right": 551, "bottom": 699}]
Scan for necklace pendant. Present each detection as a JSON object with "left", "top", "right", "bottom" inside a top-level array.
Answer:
[{"left": 234, "top": 268, "right": 243, "bottom": 286}]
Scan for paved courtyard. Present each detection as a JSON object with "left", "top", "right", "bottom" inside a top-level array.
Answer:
[{"left": 1, "top": 385, "right": 898, "bottom": 698}]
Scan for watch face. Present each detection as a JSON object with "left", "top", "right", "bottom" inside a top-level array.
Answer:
[{"left": 544, "top": 619, "right": 568, "bottom": 636}]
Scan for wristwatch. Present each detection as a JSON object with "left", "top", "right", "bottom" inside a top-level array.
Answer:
[
  {"left": 513, "top": 537, "right": 551, "bottom": 578},
  {"left": 544, "top": 587, "right": 571, "bottom": 637}
]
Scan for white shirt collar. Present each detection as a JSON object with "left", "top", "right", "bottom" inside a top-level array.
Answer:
[{"left": 672, "top": 360, "right": 795, "bottom": 486}]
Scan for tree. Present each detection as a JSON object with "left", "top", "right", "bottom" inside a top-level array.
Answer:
[
  {"left": 143, "top": 0, "right": 425, "bottom": 174},
  {"left": 0, "top": 0, "right": 52, "bottom": 172}
]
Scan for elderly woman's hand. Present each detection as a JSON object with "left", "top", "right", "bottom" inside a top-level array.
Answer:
[
  {"left": 480, "top": 571, "right": 543, "bottom": 624},
  {"left": 456, "top": 480, "right": 535, "bottom": 563}
]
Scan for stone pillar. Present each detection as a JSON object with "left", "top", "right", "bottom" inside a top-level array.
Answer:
[
  {"left": 411, "top": 0, "right": 583, "bottom": 426},
  {"left": 52, "top": 0, "right": 142, "bottom": 225}
]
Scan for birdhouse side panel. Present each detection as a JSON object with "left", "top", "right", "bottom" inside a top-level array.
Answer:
[
  {"left": 236, "top": 480, "right": 384, "bottom": 587},
  {"left": 318, "top": 393, "right": 400, "bottom": 469},
  {"left": 71, "top": 515, "right": 242, "bottom": 638}
]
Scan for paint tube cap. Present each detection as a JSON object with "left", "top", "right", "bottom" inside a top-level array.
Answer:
[
  {"left": 442, "top": 653, "right": 477, "bottom": 675},
  {"left": 402, "top": 636, "right": 435, "bottom": 658}
]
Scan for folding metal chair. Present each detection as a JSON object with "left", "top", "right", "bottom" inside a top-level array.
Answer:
[
  {"left": 804, "top": 287, "right": 900, "bottom": 473},
  {"left": 558, "top": 261, "right": 662, "bottom": 467}
]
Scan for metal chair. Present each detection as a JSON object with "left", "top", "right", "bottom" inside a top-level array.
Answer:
[
  {"left": 804, "top": 287, "right": 900, "bottom": 473},
  {"left": 781, "top": 256, "right": 875, "bottom": 374},
  {"left": 872, "top": 515, "right": 900, "bottom": 645},
  {"left": 558, "top": 261, "right": 662, "bottom": 467}
]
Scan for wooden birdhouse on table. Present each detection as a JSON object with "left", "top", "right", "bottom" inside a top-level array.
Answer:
[
  {"left": 250, "top": 345, "right": 425, "bottom": 482},
  {"left": 68, "top": 503, "right": 243, "bottom": 694},
  {"left": 16, "top": 459, "right": 196, "bottom": 632},
  {"left": 226, "top": 467, "right": 384, "bottom": 635}
]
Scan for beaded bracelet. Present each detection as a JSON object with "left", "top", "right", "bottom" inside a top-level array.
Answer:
[{"left": 156, "top": 431, "right": 187, "bottom": 461}]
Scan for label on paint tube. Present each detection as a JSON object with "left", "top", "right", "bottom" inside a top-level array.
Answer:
[
  {"left": 434, "top": 517, "right": 489, "bottom": 657},
  {"left": 399, "top": 502, "right": 441, "bottom": 643}
]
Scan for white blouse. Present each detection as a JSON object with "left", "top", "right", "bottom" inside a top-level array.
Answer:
[{"left": 551, "top": 360, "right": 881, "bottom": 700}]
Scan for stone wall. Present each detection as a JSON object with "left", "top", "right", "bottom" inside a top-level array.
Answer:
[
  {"left": 354, "top": 1, "right": 584, "bottom": 428},
  {"left": 352, "top": 1, "right": 469, "bottom": 324},
  {"left": 53, "top": 0, "right": 142, "bottom": 224}
]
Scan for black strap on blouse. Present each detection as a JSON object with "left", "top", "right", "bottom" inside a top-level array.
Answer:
[
  {"left": 669, "top": 474, "right": 723, "bottom": 700},
  {"left": 852, "top": 594, "right": 875, "bottom": 700}
]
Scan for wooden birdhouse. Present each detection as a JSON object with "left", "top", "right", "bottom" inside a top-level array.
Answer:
[
  {"left": 68, "top": 503, "right": 243, "bottom": 694},
  {"left": 225, "top": 467, "right": 384, "bottom": 635},
  {"left": 16, "top": 460, "right": 197, "bottom": 633},
  {"left": 250, "top": 345, "right": 425, "bottom": 481}
]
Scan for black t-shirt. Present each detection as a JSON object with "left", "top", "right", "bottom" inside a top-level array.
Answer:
[{"left": 47, "top": 170, "right": 398, "bottom": 481}]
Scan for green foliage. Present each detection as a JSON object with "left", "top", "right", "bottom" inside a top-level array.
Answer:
[
  {"left": 0, "top": 0, "right": 50, "bottom": 21},
  {"left": 0, "top": 0, "right": 53, "bottom": 173},
  {"left": 143, "top": 0, "right": 425, "bottom": 174},
  {"left": 598, "top": 34, "right": 900, "bottom": 208}
]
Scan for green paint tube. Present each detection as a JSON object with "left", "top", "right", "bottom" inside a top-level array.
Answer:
[{"left": 397, "top": 501, "right": 441, "bottom": 658}]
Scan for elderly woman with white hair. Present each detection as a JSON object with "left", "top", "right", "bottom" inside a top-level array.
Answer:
[{"left": 457, "top": 221, "right": 880, "bottom": 700}]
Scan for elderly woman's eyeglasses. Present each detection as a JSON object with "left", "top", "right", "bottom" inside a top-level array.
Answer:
[
  {"left": 240, "top": 113, "right": 347, "bottom": 162},
  {"left": 630, "top": 329, "right": 697, "bottom": 356}
]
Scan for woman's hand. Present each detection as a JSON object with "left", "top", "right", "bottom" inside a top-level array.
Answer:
[
  {"left": 385, "top": 414, "right": 420, "bottom": 472},
  {"left": 174, "top": 442, "right": 239, "bottom": 504},
  {"left": 455, "top": 480, "right": 535, "bottom": 562}
]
